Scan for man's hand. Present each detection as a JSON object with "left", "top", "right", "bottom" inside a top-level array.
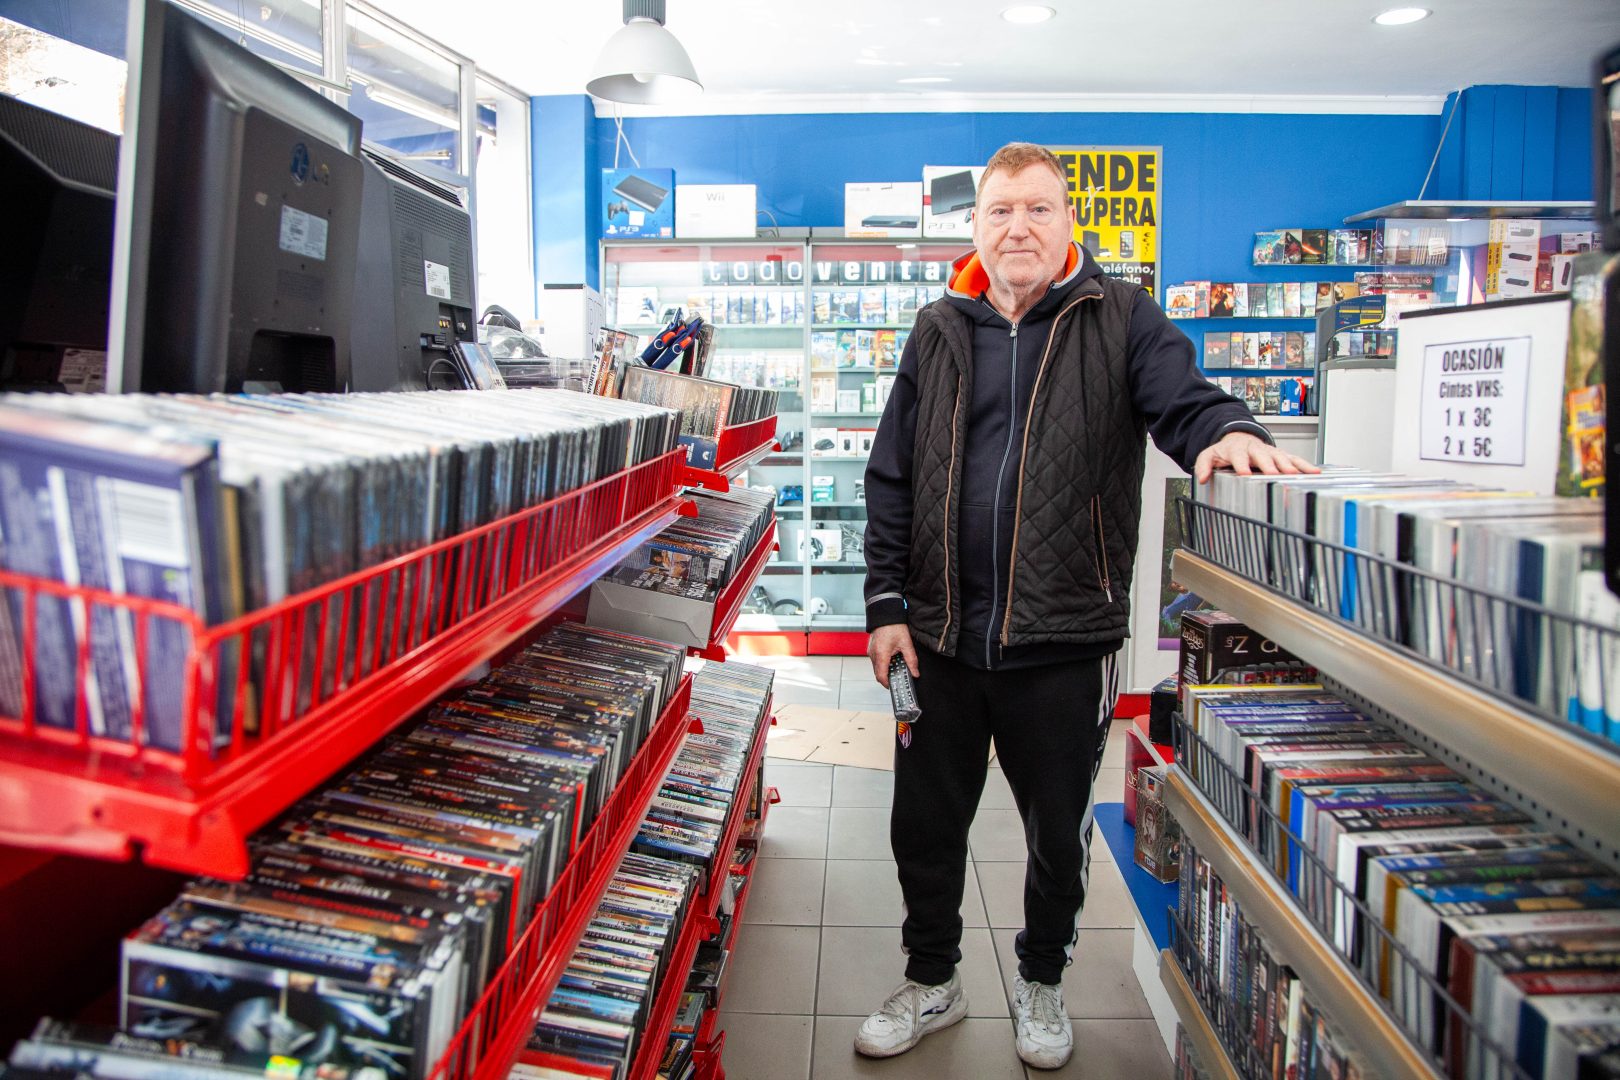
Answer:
[
  {"left": 1194, "top": 431, "right": 1320, "bottom": 485},
  {"left": 868, "top": 624, "right": 920, "bottom": 690}
]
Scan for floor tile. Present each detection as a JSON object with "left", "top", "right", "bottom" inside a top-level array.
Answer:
[
  {"left": 769, "top": 761, "right": 834, "bottom": 807},
  {"left": 773, "top": 683, "right": 846, "bottom": 706},
  {"left": 1101, "top": 719, "right": 1131, "bottom": 770},
  {"left": 816, "top": 926, "right": 1009, "bottom": 1018},
  {"left": 759, "top": 806, "right": 830, "bottom": 860},
  {"left": 1076, "top": 863, "right": 1135, "bottom": 930},
  {"left": 810, "top": 1016, "right": 1024, "bottom": 1080},
  {"left": 1035, "top": 1019, "right": 1172, "bottom": 1078},
  {"left": 745, "top": 857, "right": 826, "bottom": 926},
  {"left": 987, "top": 928, "right": 1154, "bottom": 1020},
  {"left": 821, "top": 858, "right": 986, "bottom": 928},
  {"left": 975, "top": 859, "right": 1026, "bottom": 930},
  {"left": 1093, "top": 767, "right": 1128, "bottom": 807},
  {"left": 968, "top": 807, "right": 1027, "bottom": 862},
  {"left": 831, "top": 766, "right": 895, "bottom": 809},
  {"left": 840, "top": 655, "right": 877, "bottom": 680},
  {"left": 724, "top": 924, "right": 821, "bottom": 1014},
  {"left": 837, "top": 681, "right": 892, "bottom": 710},
  {"left": 825, "top": 806, "right": 892, "bottom": 860},
  {"left": 974, "top": 855, "right": 1133, "bottom": 931},
  {"left": 979, "top": 766, "right": 1017, "bottom": 810},
  {"left": 717, "top": 1012, "right": 813, "bottom": 1080}
]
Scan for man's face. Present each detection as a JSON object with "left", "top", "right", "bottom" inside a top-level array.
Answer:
[{"left": 972, "top": 163, "right": 1076, "bottom": 298}]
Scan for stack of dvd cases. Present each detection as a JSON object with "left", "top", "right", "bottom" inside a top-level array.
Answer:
[
  {"left": 7, "top": 1018, "right": 389, "bottom": 1080},
  {"left": 601, "top": 488, "right": 775, "bottom": 603},
  {"left": 0, "top": 390, "right": 680, "bottom": 752},
  {"left": 616, "top": 368, "right": 778, "bottom": 470},
  {"left": 1180, "top": 679, "right": 1620, "bottom": 1079},
  {"left": 632, "top": 662, "right": 774, "bottom": 886},
  {"left": 1177, "top": 844, "right": 1371, "bottom": 1080},
  {"left": 1192, "top": 470, "right": 1620, "bottom": 741},
  {"left": 113, "top": 622, "right": 685, "bottom": 1080},
  {"left": 528, "top": 852, "right": 701, "bottom": 1078}
]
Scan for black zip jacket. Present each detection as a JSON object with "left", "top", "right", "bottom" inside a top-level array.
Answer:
[{"left": 864, "top": 244, "right": 1270, "bottom": 669}]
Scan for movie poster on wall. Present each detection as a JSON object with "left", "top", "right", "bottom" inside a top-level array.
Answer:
[{"left": 1045, "top": 146, "right": 1162, "bottom": 299}]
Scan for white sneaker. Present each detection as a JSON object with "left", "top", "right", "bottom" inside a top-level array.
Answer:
[
  {"left": 853, "top": 971, "right": 968, "bottom": 1058},
  {"left": 1013, "top": 974, "right": 1073, "bottom": 1069}
]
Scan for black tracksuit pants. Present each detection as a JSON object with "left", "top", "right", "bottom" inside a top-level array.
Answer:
[{"left": 891, "top": 644, "right": 1119, "bottom": 986}]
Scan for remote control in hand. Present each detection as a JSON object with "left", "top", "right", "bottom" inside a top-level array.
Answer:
[{"left": 889, "top": 654, "right": 921, "bottom": 725}]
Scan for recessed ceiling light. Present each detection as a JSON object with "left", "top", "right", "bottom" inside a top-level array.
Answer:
[
  {"left": 1001, "top": 5, "right": 1055, "bottom": 24},
  {"left": 898, "top": 76, "right": 952, "bottom": 85},
  {"left": 1373, "top": 7, "right": 1430, "bottom": 25}
]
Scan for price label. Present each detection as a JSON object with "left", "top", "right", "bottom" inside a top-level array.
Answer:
[{"left": 1417, "top": 336, "right": 1530, "bottom": 466}]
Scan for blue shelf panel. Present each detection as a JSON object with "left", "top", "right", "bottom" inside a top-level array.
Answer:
[{"left": 1094, "top": 802, "right": 1177, "bottom": 954}]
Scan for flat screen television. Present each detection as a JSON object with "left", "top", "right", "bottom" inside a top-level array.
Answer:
[{"left": 109, "top": 0, "right": 365, "bottom": 394}]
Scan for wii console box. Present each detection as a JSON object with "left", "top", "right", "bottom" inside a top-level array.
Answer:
[
  {"left": 603, "top": 168, "right": 675, "bottom": 238},
  {"left": 676, "top": 183, "right": 757, "bottom": 238},
  {"left": 844, "top": 182, "right": 922, "bottom": 238},
  {"left": 922, "top": 166, "right": 984, "bottom": 239}
]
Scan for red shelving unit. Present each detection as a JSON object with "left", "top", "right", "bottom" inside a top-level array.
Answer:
[
  {"left": 624, "top": 703, "right": 774, "bottom": 1080},
  {"left": 0, "top": 448, "right": 688, "bottom": 876},
  {"left": 678, "top": 415, "right": 780, "bottom": 493},
  {"left": 426, "top": 674, "right": 698, "bottom": 1080},
  {"left": 691, "top": 521, "right": 778, "bottom": 662},
  {"left": 690, "top": 782, "right": 779, "bottom": 1080}
]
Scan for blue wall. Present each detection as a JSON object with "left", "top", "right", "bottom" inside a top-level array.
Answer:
[
  {"left": 1428, "top": 86, "right": 1594, "bottom": 202},
  {"left": 567, "top": 108, "right": 1448, "bottom": 290},
  {"left": 530, "top": 89, "right": 1595, "bottom": 292}
]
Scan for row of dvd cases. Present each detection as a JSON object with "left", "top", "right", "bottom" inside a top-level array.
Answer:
[
  {"left": 1150, "top": 508, "right": 1620, "bottom": 1080},
  {"left": 0, "top": 387, "right": 783, "bottom": 1080}
]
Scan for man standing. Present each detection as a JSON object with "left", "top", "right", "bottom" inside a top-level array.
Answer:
[{"left": 857, "top": 143, "right": 1313, "bottom": 1069}]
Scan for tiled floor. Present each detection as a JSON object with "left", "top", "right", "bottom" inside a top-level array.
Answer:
[{"left": 719, "top": 655, "right": 1171, "bottom": 1080}]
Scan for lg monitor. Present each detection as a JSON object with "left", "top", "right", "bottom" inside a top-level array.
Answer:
[
  {"left": 109, "top": 0, "right": 365, "bottom": 394},
  {"left": 350, "top": 146, "right": 477, "bottom": 391},
  {"left": 0, "top": 94, "right": 118, "bottom": 391}
]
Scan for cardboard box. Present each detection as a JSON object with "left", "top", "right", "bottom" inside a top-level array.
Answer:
[
  {"left": 586, "top": 577, "right": 718, "bottom": 649},
  {"left": 1123, "top": 717, "right": 1174, "bottom": 826},
  {"left": 922, "top": 166, "right": 984, "bottom": 239},
  {"left": 844, "top": 182, "right": 922, "bottom": 238},
  {"left": 1177, "top": 610, "right": 1312, "bottom": 707},
  {"left": 603, "top": 168, "right": 675, "bottom": 238},
  {"left": 1132, "top": 765, "right": 1182, "bottom": 883},
  {"left": 676, "top": 183, "right": 757, "bottom": 238}
]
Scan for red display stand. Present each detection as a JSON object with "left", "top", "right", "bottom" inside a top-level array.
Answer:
[
  {"left": 679, "top": 415, "right": 780, "bottom": 493},
  {"left": 0, "top": 448, "right": 687, "bottom": 876}
]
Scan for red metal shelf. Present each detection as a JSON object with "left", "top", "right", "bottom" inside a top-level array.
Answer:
[
  {"left": 427, "top": 673, "right": 697, "bottom": 1080},
  {"left": 691, "top": 521, "right": 778, "bottom": 662},
  {"left": 627, "top": 902, "right": 720, "bottom": 1080},
  {"left": 0, "top": 449, "right": 688, "bottom": 876},
  {"left": 679, "top": 415, "right": 780, "bottom": 492}
]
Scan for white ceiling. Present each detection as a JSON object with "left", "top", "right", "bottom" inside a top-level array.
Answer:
[{"left": 376, "top": 0, "right": 1620, "bottom": 114}]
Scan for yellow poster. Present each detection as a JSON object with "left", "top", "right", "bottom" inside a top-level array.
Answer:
[{"left": 1046, "top": 145, "right": 1162, "bottom": 297}]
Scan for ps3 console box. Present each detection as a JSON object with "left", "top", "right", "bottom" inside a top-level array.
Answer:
[{"left": 603, "top": 168, "right": 675, "bottom": 238}]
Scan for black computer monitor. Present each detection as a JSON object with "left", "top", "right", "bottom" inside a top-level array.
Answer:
[
  {"left": 110, "top": 0, "right": 365, "bottom": 394},
  {"left": 0, "top": 94, "right": 118, "bottom": 391},
  {"left": 350, "top": 146, "right": 477, "bottom": 392}
]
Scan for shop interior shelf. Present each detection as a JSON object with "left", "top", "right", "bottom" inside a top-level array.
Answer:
[
  {"left": 427, "top": 674, "right": 697, "bottom": 1080},
  {"left": 680, "top": 415, "right": 781, "bottom": 492},
  {"left": 692, "top": 521, "right": 779, "bottom": 662},
  {"left": 1170, "top": 547, "right": 1620, "bottom": 849},
  {"left": 1157, "top": 949, "right": 1242, "bottom": 1080},
  {"left": 0, "top": 448, "right": 689, "bottom": 876},
  {"left": 1161, "top": 768, "right": 1443, "bottom": 1080},
  {"left": 624, "top": 703, "right": 774, "bottom": 1080}
]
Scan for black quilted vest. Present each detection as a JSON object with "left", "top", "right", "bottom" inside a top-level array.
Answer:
[{"left": 904, "top": 274, "right": 1146, "bottom": 657}]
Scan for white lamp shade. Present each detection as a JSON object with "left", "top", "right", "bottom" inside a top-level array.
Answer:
[{"left": 586, "top": 18, "right": 702, "bottom": 104}]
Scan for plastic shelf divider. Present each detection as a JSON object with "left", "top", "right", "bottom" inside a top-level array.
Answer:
[{"left": 1157, "top": 949, "right": 1242, "bottom": 1080}]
